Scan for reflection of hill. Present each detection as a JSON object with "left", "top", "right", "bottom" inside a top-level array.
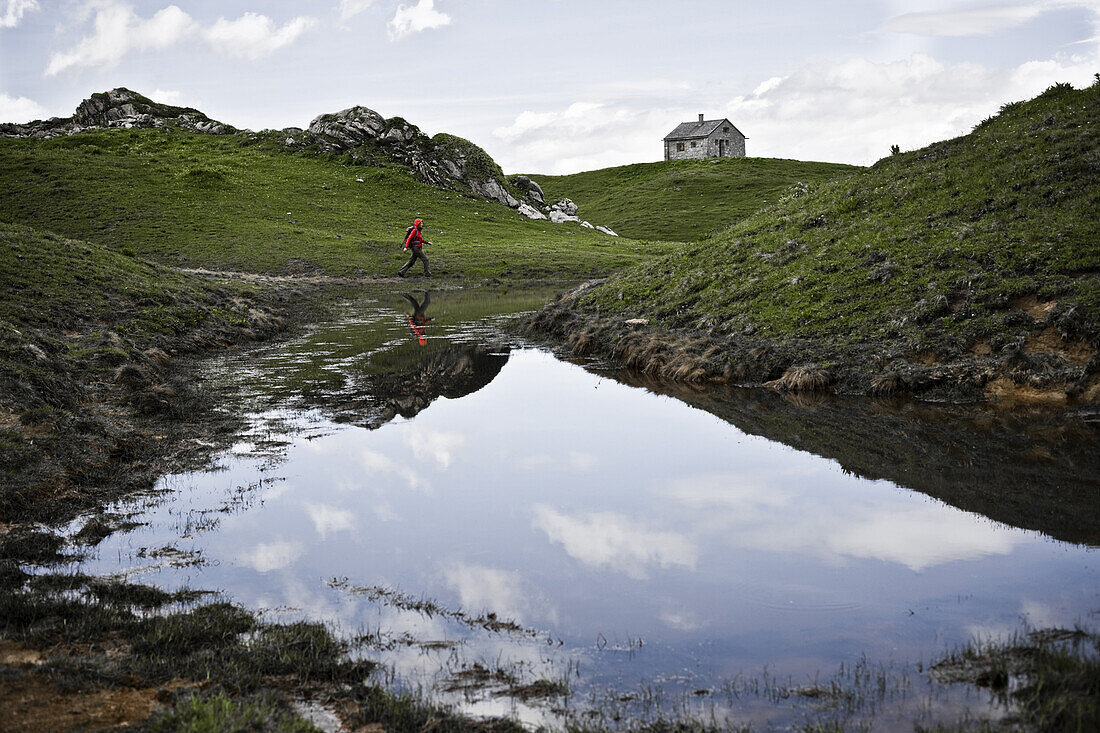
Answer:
[
  {"left": 330, "top": 344, "right": 509, "bottom": 429},
  {"left": 617, "top": 374, "right": 1100, "bottom": 547}
]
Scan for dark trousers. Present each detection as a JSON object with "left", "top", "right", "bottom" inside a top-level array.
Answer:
[{"left": 399, "top": 246, "right": 430, "bottom": 275}]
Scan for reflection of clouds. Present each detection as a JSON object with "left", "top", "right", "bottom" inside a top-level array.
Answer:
[
  {"left": 517, "top": 452, "right": 597, "bottom": 472},
  {"left": 238, "top": 540, "right": 303, "bottom": 572},
  {"left": 305, "top": 503, "right": 355, "bottom": 538},
  {"left": 359, "top": 448, "right": 428, "bottom": 491},
  {"left": 404, "top": 427, "right": 466, "bottom": 470},
  {"left": 1020, "top": 599, "right": 1061, "bottom": 629},
  {"left": 662, "top": 475, "right": 790, "bottom": 524},
  {"left": 658, "top": 474, "right": 1022, "bottom": 571},
  {"left": 820, "top": 508, "right": 1019, "bottom": 571},
  {"left": 659, "top": 605, "right": 705, "bottom": 632},
  {"left": 443, "top": 563, "right": 529, "bottom": 623},
  {"left": 532, "top": 504, "right": 697, "bottom": 579}
]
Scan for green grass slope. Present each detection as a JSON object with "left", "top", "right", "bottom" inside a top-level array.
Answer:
[
  {"left": 577, "top": 81, "right": 1100, "bottom": 357},
  {"left": 0, "top": 129, "right": 675, "bottom": 280},
  {"left": 0, "top": 221, "right": 287, "bottom": 518},
  {"left": 528, "top": 157, "right": 861, "bottom": 241}
]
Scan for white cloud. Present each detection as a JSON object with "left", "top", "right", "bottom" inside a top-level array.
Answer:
[
  {"left": 205, "top": 12, "right": 317, "bottom": 60},
  {"left": 305, "top": 503, "right": 355, "bottom": 538},
  {"left": 881, "top": 5, "right": 1044, "bottom": 36},
  {"left": 532, "top": 504, "right": 697, "bottom": 580},
  {"left": 723, "top": 51, "right": 1100, "bottom": 165},
  {"left": 389, "top": 0, "right": 451, "bottom": 41},
  {"left": 404, "top": 427, "right": 465, "bottom": 470},
  {"left": 46, "top": 3, "right": 197, "bottom": 76},
  {"left": 150, "top": 88, "right": 199, "bottom": 108},
  {"left": 493, "top": 102, "right": 678, "bottom": 174},
  {"left": 339, "top": 0, "right": 375, "bottom": 22},
  {"left": 1, "top": 0, "right": 38, "bottom": 28},
  {"left": 443, "top": 563, "right": 529, "bottom": 622},
  {"left": 359, "top": 447, "right": 428, "bottom": 491},
  {"left": 0, "top": 92, "right": 48, "bottom": 123},
  {"left": 238, "top": 540, "right": 303, "bottom": 572}
]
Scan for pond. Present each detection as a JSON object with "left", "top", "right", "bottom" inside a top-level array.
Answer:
[{"left": 70, "top": 286, "right": 1099, "bottom": 730}]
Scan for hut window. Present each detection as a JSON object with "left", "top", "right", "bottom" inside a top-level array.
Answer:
[
  {"left": 723, "top": 126, "right": 730, "bottom": 133},
  {"left": 677, "top": 143, "right": 684, "bottom": 151},
  {"left": 691, "top": 141, "right": 697, "bottom": 148}
]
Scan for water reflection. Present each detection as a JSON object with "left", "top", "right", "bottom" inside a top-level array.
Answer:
[
  {"left": 70, "top": 288, "right": 1098, "bottom": 730},
  {"left": 401, "top": 291, "right": 434, "bottom": 345},
  {"left": 612, "top": 374, "right": 1100, "bottom": 547}
]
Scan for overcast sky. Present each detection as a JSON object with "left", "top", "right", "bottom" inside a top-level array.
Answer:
[{"left": 2, "top": 1, "right": 1097, "bottom": 173}]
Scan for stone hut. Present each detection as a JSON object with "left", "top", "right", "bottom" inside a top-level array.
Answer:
[{"left": 663, "top": 114, "right": 746, "bottom": 160}]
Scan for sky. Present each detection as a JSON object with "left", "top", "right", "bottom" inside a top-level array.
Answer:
[{"left": 1, "top": 0, "right": 1098, "bottom": 173}]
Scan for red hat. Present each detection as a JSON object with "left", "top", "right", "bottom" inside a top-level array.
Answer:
[{"left": 414, "top": 218, "right": 423, "bottom": 227}]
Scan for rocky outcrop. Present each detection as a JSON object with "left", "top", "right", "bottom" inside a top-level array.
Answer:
[
  {"left": 0, "top": 87, "right": 618, "bottom": 231},
  {"left": 550, "top": 198, "right": 579, "bottom": 217},
  {"left": 303, "top": 108, "right": 523, "bottom": 208},
  {"left": 308, "top": 106, "right": 386, "bottom": 151},
  {"left": 0, "top": 88, "right": 235, "bottom": 139},
  {"left": 512, "top": 175, "right": 545, "bottom": 206},
  {"left": 517, "top": 202, "right": 547, "bottom": 220}
]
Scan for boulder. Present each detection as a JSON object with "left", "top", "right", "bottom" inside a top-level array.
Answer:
[
  {"left": 469, "top": 179, "right": 519, "bottom": 208},
  {"left": 73, "top": 88, "right": 235, "bottom": 134},
  {"left": 517, "top": 203, "right": 547, "bottom": 220},
  {"left": 596, "top": 225, "right": 618, "bottom": 237},
  {"left": 549, "top": 210, "right": 580, "bottom": 224},
  {"left": 551, "top": 198, "right": 578, "bottom": 216},
  {"left": 512, "top": 175, "right": 546, "bottom": 205},
  {"left": 308, "top": 106, "right": 386, "bottom": 152}
]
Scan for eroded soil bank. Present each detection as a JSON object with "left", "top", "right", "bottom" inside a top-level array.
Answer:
[{"left": 524, "top": 281, "right": 1100, "bottom": 407}]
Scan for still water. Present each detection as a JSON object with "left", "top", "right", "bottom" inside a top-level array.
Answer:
[{"left": 73, "top": 287, "right": 1098, "bottom": 729}]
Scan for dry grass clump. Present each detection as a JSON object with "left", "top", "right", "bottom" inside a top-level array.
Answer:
[
  {"left": 869, "top": 372, "right": 909, "bottom": 397},
  {"left": 567, "top": 326, "right": 600, "bottom": 356},
  {"left": 767, "top": 365, "right": 832, "bottom": 393}
]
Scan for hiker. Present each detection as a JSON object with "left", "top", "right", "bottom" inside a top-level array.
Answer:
[
  {"left": 402, "top": 291, "right": 434, "bottom": 346},
  {"left": 398, "top": 218, "right": 432, "bottom": 277}
]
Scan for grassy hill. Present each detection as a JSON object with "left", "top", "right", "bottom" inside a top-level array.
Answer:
[
  {"left": 576, "top": 81, "right": 1100, "bottom": 348},
  {"left": 0, "top": 128, "right": 676, "bottom": 281},
  {"left": 528, "top": 80, "right": 1100, "bottom": 401},
  {"left": 0, "top": 221, "right": 292, "bottom": 517},
  {"left": 528, "top": 157, "right": 861, "bottom": 241}
]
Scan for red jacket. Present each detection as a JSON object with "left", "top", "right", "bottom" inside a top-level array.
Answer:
[{"left": 404, "top": 226, "right": 426, "bottom": 249}]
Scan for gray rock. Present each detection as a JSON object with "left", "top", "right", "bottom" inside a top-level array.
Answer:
[
  {"left": 595, "top": 225, "right": 618, "bottom": 237},
  {"left": 512, "top": 175, "right": 546, "bottom": 205},
  {"left": 517, "top": 202, "right": 547, "bottom": 220},
  {"left": 549, "top": 210, "right": 580, "bottom": 224},
  {"left": 551, "top": 198, "right": 578, "bottom": 216},
  {"left": 469, "top": 179, "right": 519, "bottom": 208},
  {"left": 308, "top": 106, "right": 386, "bottom": 152}
]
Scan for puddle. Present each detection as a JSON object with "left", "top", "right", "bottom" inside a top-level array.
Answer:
[{"left": 68, "top": 286, "right": 1099, "bottom": 730}]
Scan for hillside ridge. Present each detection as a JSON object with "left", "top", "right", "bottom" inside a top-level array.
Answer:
[
  {"left": 0, "top": 87, "right": 529, "bottom": 211},
  {"left": 526, "top": 80, "right": 1100, "bottom": 405}
]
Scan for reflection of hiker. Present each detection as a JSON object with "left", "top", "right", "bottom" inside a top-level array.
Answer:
[
  {"left": 402, "top": 291, "right": 434, "bottom": 346},
  {"left": 397, "top": 218, "right": 432, "bottom": 277}
]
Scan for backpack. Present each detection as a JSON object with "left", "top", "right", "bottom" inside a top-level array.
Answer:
[{"left": 403, "top": 225, "right": 416, "bottom": 250}]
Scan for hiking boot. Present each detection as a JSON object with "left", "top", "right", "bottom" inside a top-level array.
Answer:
[{"left": 397, "top": 271, "right": 406, "bottom": 278}]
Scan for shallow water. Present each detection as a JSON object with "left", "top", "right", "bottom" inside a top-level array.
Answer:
[{"left": 72, "top": 287, "right": 1099, "bottom": 730}]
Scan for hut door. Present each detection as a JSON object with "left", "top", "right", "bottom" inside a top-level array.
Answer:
[{"left": 717, "top": 139, "right": 726, "bottom": 156}]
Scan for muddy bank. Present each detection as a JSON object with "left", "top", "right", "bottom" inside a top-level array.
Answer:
[
  {"left": 524, "top": 282, "right": 1100, "bottom": 406},
  {"left": 0, "top": 283, "right": 301, "bottom": 527}
]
